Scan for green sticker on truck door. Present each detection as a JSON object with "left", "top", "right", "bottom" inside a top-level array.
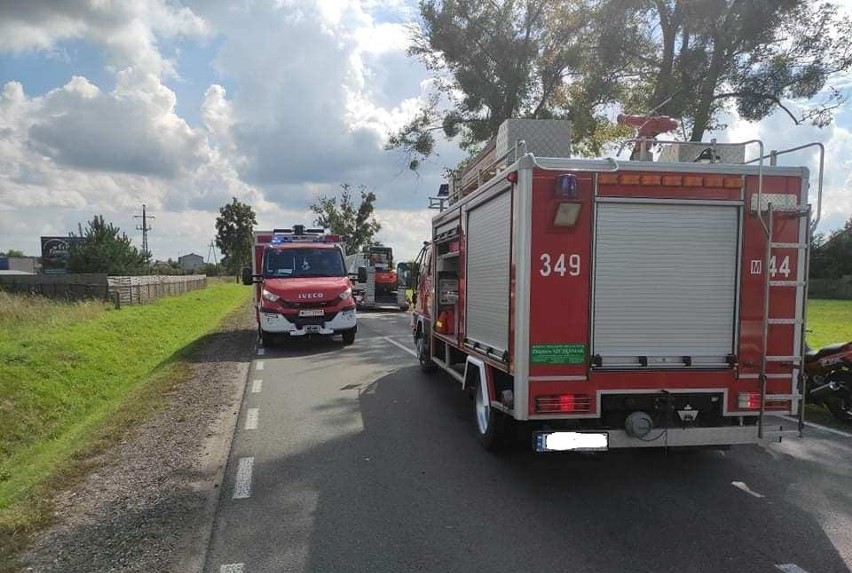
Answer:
[{"left": 531, "top": 344, "right": 586, "bottom": 365}]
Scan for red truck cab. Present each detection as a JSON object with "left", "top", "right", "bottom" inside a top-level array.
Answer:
[{"left": 243, "top": 226, "right": 357, "bottom": 345}]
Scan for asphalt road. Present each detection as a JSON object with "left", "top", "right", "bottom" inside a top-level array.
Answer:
[{"left": 204, "top": 312, "right": 852, "bottom": 573}]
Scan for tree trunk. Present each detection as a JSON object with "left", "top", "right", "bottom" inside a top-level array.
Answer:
[
  {"left": 690, "top": 39, "right": 726, "bottom": 142},
  {"left": 650, "top": 0, "right": 679, "bottom": 112}
]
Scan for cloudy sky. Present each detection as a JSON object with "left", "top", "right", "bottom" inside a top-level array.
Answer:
[{"left": 1, "top": 0, "right": 850, "bottom": 264}]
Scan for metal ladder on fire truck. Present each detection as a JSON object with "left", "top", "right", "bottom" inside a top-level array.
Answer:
[{"left": 751, "top": 143, "right": 825, "bottom": 440}]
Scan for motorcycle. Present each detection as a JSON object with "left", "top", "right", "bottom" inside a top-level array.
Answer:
[{"left": 803, "top": 342, "right": 852, "bottom": 423}]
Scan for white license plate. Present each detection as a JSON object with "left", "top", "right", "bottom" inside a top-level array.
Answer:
[
  {"left": 534, "top": 431, "right": 609, "bottom": 452},
  {"left": 299, "top": 309, "right": 324, "bottom": 317},
  {"left": 304, "top": 325, "right": 322, "bottom": 333}
]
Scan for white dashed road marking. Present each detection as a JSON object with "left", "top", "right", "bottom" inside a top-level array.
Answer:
[
  {"left": 775, "top": 564, "right": 811, "bottom": 573},
  {"left": 255, "top": 360, "right": 264, "bottom": 371},
  {"left": 732, "top": 481, "right": 765, "bottom": 498},
  {"left": 233, "top": 457, "right": 254, "bottom": 500},
  {"left": 220, "top": 564, "right": 244, "bottom": 573},
  {"left": 257, "top": 347, "right": 265, "bottom": 356},
  {"left": 245, "top": 408, "right": 259, "bottom": 430},
  {"left": 383, "top": 336, "right": 417, "bottom": 358},
  {"left": 251, "top": 379, "right": 262, "bottom": 393}
]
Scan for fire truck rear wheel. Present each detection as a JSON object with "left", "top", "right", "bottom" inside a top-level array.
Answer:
[{"left": 474, "top": 373, "right": 506, "bottom": 451}]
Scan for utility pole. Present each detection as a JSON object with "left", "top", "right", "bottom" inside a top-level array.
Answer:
[
  {"left": 206, "top": 239, "right": 219, "bottom": 265},
  {"left": 133, "top": 204, "right": 154, "bottom": 260}
]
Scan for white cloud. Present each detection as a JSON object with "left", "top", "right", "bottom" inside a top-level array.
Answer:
[
  {"left": 0, "top": 0, "right": 208, "bottom": 77},
  {"left": 0, "top": 71, "right": 261, "bottom": 258},
  {"left": 717, "top": 104, "right": 852, "bottom": 234}
]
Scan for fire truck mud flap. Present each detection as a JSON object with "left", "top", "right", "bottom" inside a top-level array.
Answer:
[{"left": 534, "top": 425, "right": 790, "bottom": 452}]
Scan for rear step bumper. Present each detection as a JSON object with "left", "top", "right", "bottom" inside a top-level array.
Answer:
[{"left": 537, "top": 425, "right": 799, "bottom": 452}]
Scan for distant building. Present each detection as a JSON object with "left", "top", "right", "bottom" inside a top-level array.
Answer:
[
  {"left": 0, "top": 256, "right": 37, "bottom": 273},
  {"left": 178, "top": 253, "right": 205, "bottom": 272}
]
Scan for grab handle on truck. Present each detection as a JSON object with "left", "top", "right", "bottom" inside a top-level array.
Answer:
[{"left": 746, "top": 142, "right": 825, "bottom": 233}]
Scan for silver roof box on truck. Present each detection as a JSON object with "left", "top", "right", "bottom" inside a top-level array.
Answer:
[{"left": 658, "top": 141, "right": 746, "bottom": 164}]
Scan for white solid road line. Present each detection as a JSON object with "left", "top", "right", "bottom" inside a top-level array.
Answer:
[
  {"left": 732, "top": 481, "right": 765, "bottom": 498},
  {"left": 245, "top": 408, "right": 259, "bottom": 430},
  {"left": 232, "top": 457, "right": 254, "bottom": 500},
  {"left": 775, "top": 563, "right": 811, "bottom": 573},
  {"left": 255, "top": 360, "right": 264, "bottom": 371},
  {"left": 220, "top": 564, "right": 244, "bottom": 573},
  {"left": 383, "top": 336, "right": 418, "bottom": 358},
  {"left": 251, "top": 379, "right": 262, "bottom": 393},
  {"left": 257, "top": 347, "right": 265, "bottom": 356},
  {"left": 779, "top": 415, "right": 852, "bottom": 438}
]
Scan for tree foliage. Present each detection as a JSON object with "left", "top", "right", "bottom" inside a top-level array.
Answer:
[
  {"left": 390, "top": 0, "right": 852, "bottom": 166},
  {"left": 616, "top": 0, "right": 852, "bottom": 142},
  {"left": 388, "top": 0, "right": 602, "bottom": 166},
  {"left": 68, "top": 215, "right": 148, "bottom": 275},
  {"left": 0, "top": 249, "right": 24, "bottom": 257},
  {"left": 215, "top": 198, "right": 257, "bottom": 276},
  {"left": 810, "top": 216, "right": 852, "bottom": 279},
  {"left": 309, "top": 183, "right": 382, "bottom": 255}
]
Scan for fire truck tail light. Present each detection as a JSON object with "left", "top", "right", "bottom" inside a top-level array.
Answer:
[
  {"left": 553, "top": 202, "right": 581, "bottom": 227},
  {"left": 737, "top": 392, "right": 789, "bottom": 410},
  {"left": 662, "top": 175, "right": 683, "bottom": 186},
  {"left": 535, "top": 394, "right": 591, "bottom": 414}
]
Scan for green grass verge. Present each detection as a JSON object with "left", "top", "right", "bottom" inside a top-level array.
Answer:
[
  {"left": 0, "top": 283, "right": 251, "bottom": 541},
  {"left": 806, "top": 299, "right": 852, "bottom": 349}
]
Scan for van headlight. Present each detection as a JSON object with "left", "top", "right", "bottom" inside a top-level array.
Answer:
[
  {"left": 262, "top": 289, "right": 280, "bottom": 302},
  {"left": 338, "top": 288, "right": 352, "bottom": 300}
]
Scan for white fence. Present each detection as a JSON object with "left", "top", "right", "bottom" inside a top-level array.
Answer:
[{"left": 107, "top": 275, "right": 207, "bottom": 306}]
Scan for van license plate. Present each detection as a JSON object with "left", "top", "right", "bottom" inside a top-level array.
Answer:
[
  {"left": 299, "top": 309, "right": 324, "bottom": 317},
  {"left": 304, "top": 325, "right": 322, "bottom": 333}
]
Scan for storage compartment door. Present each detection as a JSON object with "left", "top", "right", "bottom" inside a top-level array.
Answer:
[
  {"left": 593, "top": 203, "right": 739, "bottom": 367},
  {"left": 466, "top": 191, "right": 511, "bottom": 354}
]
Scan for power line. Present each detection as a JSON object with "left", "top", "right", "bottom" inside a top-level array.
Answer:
[{"left": 133, "top": 204, "right": 155, "bottom": 259}]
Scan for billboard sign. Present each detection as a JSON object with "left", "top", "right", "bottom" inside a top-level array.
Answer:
[{"left": 40, "top": 236, "right": 83, "bottom": 274}]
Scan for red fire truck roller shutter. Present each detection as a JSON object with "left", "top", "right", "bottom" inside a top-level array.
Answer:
[{"left": 592, "top": 202, "right": 739, "bottom": 368}]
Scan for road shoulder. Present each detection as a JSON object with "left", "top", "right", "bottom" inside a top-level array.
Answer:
[{"left": 20, "top": 303, "right": 254, "bottom": 573}]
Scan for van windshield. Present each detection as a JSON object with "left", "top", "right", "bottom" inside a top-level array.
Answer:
[{"left": 263, "top": 248, "right": 346, "bottom": 278}]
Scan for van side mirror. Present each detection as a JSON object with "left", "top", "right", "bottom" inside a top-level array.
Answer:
[
  {"left": 396, "top": 262, "right": 409, "bottom": 286},
  {"left": 357, "top": 266, "right": 367, "bottom": 283},
  {"left": 241, "top": 267, "right": 254, "bottom": 285}
]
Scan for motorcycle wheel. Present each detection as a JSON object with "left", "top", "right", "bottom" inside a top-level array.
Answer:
[{"left": 824, "top": 373, "right": 852, "bottom": 424}]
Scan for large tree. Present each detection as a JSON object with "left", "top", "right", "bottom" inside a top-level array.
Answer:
[
  {"left": 309, "top": 183, "right": 381, "bottom": 255},
  {"left": 388, "top": 0, "right": 608, "bottom": 168},
  {"left": 68, "top": 215, "right": 148, "bottom": 275},
  {"left": 616, "top": 0, "right": 852, "bottom": 142},
  {"left": 391, "top": 0, "right": 852, "bottom": 166},
  {"left": 215, "top": 198, "right": 257, "bottom": 277}
]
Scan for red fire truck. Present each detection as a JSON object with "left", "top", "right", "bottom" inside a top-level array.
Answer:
[
  {"left": 242, "top": 226, "right": 357, "bottom": 345},
  {"left": 411, "top": 118, "right": 824, "bottom": 452}
]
